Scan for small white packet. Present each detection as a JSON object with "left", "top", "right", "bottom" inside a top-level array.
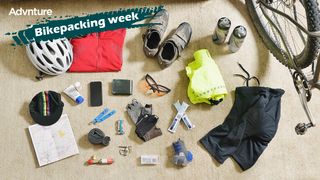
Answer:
[{"left": 140, "top": 155, "right": 160, "bottom": 165}]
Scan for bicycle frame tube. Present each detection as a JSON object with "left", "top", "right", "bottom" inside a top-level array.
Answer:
[
  {"left": 257, "top": 0, "right": 320, "bottom": 132},
  {"left": 311, "top": 55, "right": 320, "bottom": 89},
  {"left": 259, "top": 0, "right": 320, "bottom": 89}
]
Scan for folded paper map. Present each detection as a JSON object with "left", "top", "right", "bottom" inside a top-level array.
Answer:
[{"left": 28, "top": 114, "right": 79, "bottom": 166}]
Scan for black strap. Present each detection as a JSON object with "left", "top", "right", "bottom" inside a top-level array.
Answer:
[
  {"left": 234, "top": 62, "right": 260, "bottom": 87},
  {"left": 35, "top": 71, "right": 46, "bottom": 81},
  {"left": 209, "top": 98, "right": 223, "bottom": 105}
]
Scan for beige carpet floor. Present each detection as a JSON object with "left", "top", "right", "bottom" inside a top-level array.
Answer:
[{"left": 1, "top": 0, "right": 320, "bottom": 179}]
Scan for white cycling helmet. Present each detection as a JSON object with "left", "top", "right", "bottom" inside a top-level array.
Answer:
[{"left": 26, "top": 38, "right": 73, "bottom": 75}]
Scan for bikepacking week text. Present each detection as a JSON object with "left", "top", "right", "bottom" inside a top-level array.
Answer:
[{"left": 35, "top": 12, "right": 139, "bottom": 36}]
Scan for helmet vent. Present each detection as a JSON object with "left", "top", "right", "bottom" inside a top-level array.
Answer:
[
  {"left": 42, "top": 54, "right": 53, "bottom": 64},
  {"left": 36, "top": 65, "right": 47, "bottom": 73},
  {"left": 36, "top": 56, "right": 45, "bottom": 66},
  {"left": 66, "top": 56, "right": 70, "bottom": 66},
  {"left": 52, "top": 67, "right": 62, "bottom": 72},
  {"left": 56, "top": 58, "right": 64, "bottom": 67},
  {"left": 47, "top": 68, "right": 56, "bottom": 74},
  {"left": 69, "top": 54, "right": 72, "bottom": 62},
  {"left": 29, "top": 45, "right": 35, "bottom": 54},
  {"left": 46, "top": 43, "right": 55, "bottom": 55},
  {"left": 57, "top": 43, "right": 64, "bottom": 56},
  {"left": 61, "top": 39, "right": 68, "bottom": 49},
  {"left": 36, "top": 42, "right": 43, "bottom": 50}
]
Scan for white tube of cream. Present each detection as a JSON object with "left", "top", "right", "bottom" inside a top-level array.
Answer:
[{"left": 63, "top": 82, "right": 84, "bottom": 104}]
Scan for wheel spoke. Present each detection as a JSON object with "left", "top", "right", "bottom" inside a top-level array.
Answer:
[{"left": 255, "top": 0, "right": 307, "bottom": 59}]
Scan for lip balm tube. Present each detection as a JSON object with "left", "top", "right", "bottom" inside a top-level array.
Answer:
[{"left": 63, "top": 82, "right": 84, "bottom": 104}]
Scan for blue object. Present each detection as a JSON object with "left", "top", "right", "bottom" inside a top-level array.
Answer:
[
  {"left": 90, "top": 108, "right": 116, "bottom": 125},
  {"left": 117, "top": 119, "right": 124, "bottom": 135},
  {"left": 172, "top": 139, "right": 193, "bottom": 164},
  {"left": 76, "top": 96, "right": 84, "bottom": 104},
  {"left": 98, "top": 110, "right": 116, "bottom": 122},
  {"left": 94, "top": 108, "right": 109, "bottom": 121},
  {"left": 173, "top": 141, "right": 183, "bottom": 153},
  {"left": 186, "top": 151, "right": 193, "bottom": 162}
]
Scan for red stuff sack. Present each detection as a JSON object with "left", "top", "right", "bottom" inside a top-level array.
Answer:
[{"left": 69, "top": 29, "right": 126, "bottom": 72}]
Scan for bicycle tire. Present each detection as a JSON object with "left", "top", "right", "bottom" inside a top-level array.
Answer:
[{"left": 246, "top": 0, "right": 320, "bottom": 69}]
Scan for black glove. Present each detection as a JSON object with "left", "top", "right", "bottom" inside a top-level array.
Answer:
[{"left": 135, "top": 114, "right": 162, "bottom": 141}]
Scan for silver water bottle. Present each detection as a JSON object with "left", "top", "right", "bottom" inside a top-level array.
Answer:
[
  {"left": 212, "top": 17, "right": 231, "bottom": 44},
  {"left": 228, "top": 25, "right": 247, "bottom": 53}
]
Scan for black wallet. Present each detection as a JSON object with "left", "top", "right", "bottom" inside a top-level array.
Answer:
[{"left": 112, "top": 79, "right": 133, "bottom": 95}]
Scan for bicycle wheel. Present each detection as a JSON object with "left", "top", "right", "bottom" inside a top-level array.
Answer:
[{"left": 246, "top": 0, "right": 320, "bottom": 69}]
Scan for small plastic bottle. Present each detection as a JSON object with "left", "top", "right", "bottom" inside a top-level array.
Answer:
[{"left": 63, "top": 82, "right": 84, "bottom": 104}]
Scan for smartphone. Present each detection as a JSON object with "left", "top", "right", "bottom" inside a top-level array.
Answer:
[{"left": 90, "top": 81, "right": 102, "bottom": 106}]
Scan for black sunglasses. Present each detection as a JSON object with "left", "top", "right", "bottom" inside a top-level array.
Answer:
[{"left": 145, "top": 74, "right": 171, "bottom": 94}]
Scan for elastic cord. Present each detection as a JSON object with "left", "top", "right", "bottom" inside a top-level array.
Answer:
[{"left": 234, "top": 62, "right": 260, "bottom": 87}]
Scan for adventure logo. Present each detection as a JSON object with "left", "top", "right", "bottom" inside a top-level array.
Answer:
[{"left": 6, "top": 6, "right": 164, "bottom": 46}]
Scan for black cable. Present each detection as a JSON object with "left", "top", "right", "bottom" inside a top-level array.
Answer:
[{"left": 234, "top": 62, "right": 260, "bottom": 87}]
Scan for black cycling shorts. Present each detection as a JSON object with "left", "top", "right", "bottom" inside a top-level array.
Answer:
[{"left": 200, "top": 86, "right": 285, "bottom": 170}]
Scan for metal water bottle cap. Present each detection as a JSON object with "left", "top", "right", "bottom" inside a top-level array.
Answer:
[{"left": 234, "top": 26, "right": 247, "bottom": 38}]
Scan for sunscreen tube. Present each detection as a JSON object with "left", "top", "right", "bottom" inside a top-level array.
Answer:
[
  {"left": 63, "top": 82, "right": 84, "bottom": 104},
  {"left": 168, "top": 102, "right": 189, "bottom": 133}
]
